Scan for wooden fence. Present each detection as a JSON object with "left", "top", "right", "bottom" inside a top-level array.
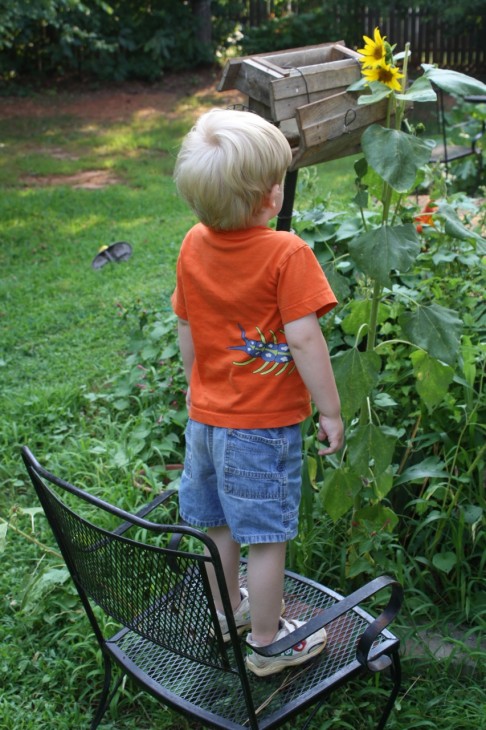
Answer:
[
  {"left": 361, "top": 7, "right": 485, "bottom": 75},
  {"left": 243, "top": 3, "right": 485, "bottom": 75}
]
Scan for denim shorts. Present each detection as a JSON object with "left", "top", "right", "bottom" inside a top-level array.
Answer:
[{"left": 179, "top": 419, "right": 303, "bottom": 544}]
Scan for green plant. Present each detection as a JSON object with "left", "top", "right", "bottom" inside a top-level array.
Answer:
[
  {"left": 84, "top": 305, "right": 188, "bottom": 476},
  {"left": 289, "top": 31, "right": 486, "bottom": 613},
  {"left": 238, "top": 8, "right": 342, "bottom": 56},
  {"left": 0, "top": 0, "right": 215, "bottom": 85},
  {"left": 438, "top": 96, "right": 486, "bottom": 194}
]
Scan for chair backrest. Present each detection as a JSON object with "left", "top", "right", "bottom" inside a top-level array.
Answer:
[{"left": 21, "top": 447, "right": 243, "bottom": 673}]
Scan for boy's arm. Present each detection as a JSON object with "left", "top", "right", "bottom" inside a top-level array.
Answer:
[
  {"left": 284, "top": 313, "right": 343, "bottom": 455},
  {"left": 177, "top": 318, "right": 195, "bottom": 407}
]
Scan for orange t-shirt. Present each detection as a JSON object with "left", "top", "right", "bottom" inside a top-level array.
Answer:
[{"left": 171, "top": 223, "right": 337, "bottom": 428}]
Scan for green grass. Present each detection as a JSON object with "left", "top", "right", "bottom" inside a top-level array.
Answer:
[
  {"left": 0, "top": 115, "right": 190, "bottom": 399},
  {"left": 1, "top": 82, "right": 484, "bottom": 730}
]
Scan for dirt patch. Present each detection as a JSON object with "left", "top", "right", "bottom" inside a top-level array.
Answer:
[
  {"left": 31, "top": 146, "right": 80, "bottom": 160},
  {"left": 4, "top": 68, "right": 244, "bottom": 190},
  {"left": 0, "top": 68, "right": 243, "bottom": 122},
  {"left": 22, "top": 170, "right": 123, "bottom": 189}
]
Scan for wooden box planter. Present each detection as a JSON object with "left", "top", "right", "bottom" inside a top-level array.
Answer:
[{"left": 218, "top": 42, "right": 388, "bottom": 171}]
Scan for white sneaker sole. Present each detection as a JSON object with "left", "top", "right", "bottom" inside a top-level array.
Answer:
[{"left": 246, "top": 631, "right": 327, "bottom": 677}]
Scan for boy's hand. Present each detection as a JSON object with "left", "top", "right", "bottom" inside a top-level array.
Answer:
[{"left": 317, "top": 414, "right": 344, "bottom": 455}]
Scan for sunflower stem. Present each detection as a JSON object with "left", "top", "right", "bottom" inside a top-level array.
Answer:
[{"left": 395, "top": 42, "right": 410, "bottom": 131}]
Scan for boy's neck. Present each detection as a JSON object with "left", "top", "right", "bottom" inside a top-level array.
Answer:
[{"left": 248, "top": 211, "right": 273, "bottom": 227}]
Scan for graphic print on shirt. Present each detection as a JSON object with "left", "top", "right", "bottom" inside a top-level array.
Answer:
[{"left": 228, "top": 324, "right": 296, "bottom": 375}]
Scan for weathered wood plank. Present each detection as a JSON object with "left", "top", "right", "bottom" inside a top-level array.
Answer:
[
  {"left": 331, "top": 45, "right": 361, "bottom": 62},
  {"left": 299, "top": 102, "right": 388, "bottom": 149},
  {"left": 271, "top": 60, "right": 360, "bottom": 101},
  {"left": 218, "top": 57, "right": 245, "bottom": 92},
  {"left": 272, "top": 86, "right": 350, "bottom": 123},
  {"left": 254, "top": 57, "right": 292, "bottom": 75},
  {"left": 256, "top": 41, "right": 345, "bottom": 69},
  {"left": 217, "top": 41, "right": 347, "bottom": 91},
  {"left": 297, "top": 91, "right": 358, "bottom": 126},
  {"left": 289, "top": 127, "right": 364, "bottom": 170},
  {"left": 227, "top": 58, "right": 284, "bottom": 105},
  {"left": 248, "top": 97, "right": 273, "bottom": 120}
]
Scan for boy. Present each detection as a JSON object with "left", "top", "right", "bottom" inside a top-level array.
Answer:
[{"left": 171, "top": 109, "right": 343, "bottom": 677}]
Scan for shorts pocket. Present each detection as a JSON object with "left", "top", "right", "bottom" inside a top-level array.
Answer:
[
  {"left": 224, "top": 429, "right": 287, "bottom": 500},
  {"left": 182, "top": 420, "right": 193, "bottom": 478}
]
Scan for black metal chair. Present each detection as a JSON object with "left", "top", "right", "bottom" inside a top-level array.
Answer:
[
  {"left": 430, "top": 88, "right": 485, "bottom": 175},
  {"left": 21, "top": 446, "right": 403, "bottom": 730}
]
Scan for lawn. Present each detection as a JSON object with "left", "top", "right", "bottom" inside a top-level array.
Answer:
[{"left": 1, "top": 71, "right": 485, "bottom": 729}]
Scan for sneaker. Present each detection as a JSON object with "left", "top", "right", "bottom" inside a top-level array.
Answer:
[
  {"left": 217, "top": 588, "right": 252, "bottom": 642},
  {"left": 216, "top": 589, "right": 286, "bottom": 643},
  {"left": 245, "top": 617, "right": 327, "bottom": 677}
]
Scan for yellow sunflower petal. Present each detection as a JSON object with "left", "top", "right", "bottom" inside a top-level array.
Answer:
[
  {"left": 357, "top": 26, "right": 388, "bottom": 68},
  {"left": 362, "top": 61, "right": 404, "bottom": 91},
  {"left": 373, "top": 27, "right": 386, "bottom": 44}
]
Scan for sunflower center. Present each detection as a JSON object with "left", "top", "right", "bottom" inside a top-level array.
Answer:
[{"left": 378, "top": 67, "right": 394, "bottom": 83}]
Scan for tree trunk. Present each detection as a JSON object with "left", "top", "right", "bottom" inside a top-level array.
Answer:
[
  {"left": 249, "top": 1, "right": 268, "bottom": 26},
  {"left": 191, "top": 0, "right": 212, "bottom": 47}
]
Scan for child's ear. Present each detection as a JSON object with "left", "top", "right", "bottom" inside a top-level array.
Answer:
[
  {"left": 256, "top": 183, "right": 282, "bottom": 222},
  {"left": 268, "top": 183, "right": 281, "bottom": 208}
]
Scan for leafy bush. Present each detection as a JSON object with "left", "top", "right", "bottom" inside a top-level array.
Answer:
[
  {"left": 292, "top": 189, "right": 485, "bottom": 601},
  {"left": 1, "top": 1, "right": 484, "bottom": 85},
  {"left": 0, "top": 0, "right": 210, "bottom": 84},
  {"left": 238, "top": 9, "right": 343, "bottom": 55},
  {"left": 286, "top": 42, "right": 486, "bottom": 614},
  {"left": 440, "top": 98, "right": 486, "bottom": 194},
  {"left": 84, "top": 306, "right": 188, "bottom": 481}
]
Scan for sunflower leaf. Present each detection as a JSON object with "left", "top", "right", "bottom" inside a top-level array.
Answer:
[
  {"left": 399, "top": 303, "right": 462, "bottom": 366},
  {"left": 422, "top": 65, "right": 486, "bottom": 97},
  {"left": 331, "top": 349, "right": 381, "bottom": 419},
  {"left": 361, "top": 125, "right": 435, "bottom": 192},
  {"left": 357, "top": 81, "right": 393, "bottom": 105},
  {"left": 395, "top": 75, "right": 437, "bottom": 102},
  {"left": 348, "top": 223, "right": 421, "bottom": 287}
]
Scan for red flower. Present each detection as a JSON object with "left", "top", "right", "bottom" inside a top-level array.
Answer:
[{"left": 414, "top": 200, "right": 438, "bottom": 233}]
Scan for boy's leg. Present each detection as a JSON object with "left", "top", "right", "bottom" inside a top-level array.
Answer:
[
  {"left": 206, "top": 525, "right": 242, "bottom": 612},
  {"left": 245, "top": 540, "right": 327, "bottom": 677},
  {"left": 247, "top": 542, "right": 286, "bottom": 644}
]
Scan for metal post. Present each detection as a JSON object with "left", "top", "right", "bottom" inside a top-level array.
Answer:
[{"left": 276, "top": 169, "right": 298, "bottom": 232}]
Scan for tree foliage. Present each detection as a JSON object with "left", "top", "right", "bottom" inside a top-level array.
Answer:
[
  {"left": 0, "top": 1, "right": 483, "bottom": 84},
  {"left": 0, "top": 0, "right": 215, "bottom": 83}
]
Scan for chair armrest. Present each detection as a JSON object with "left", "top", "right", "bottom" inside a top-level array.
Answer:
[
  {"left": 247, "top": 575, "right": 403, "bottom": 672},
  {"left": 355, "top": 577, "right": 403, "bottom": 671},
  {"left": 464, "top": 95, "right": 486, "bottom": 105},
  {"left": 472, "top": 121, "right": 485, "bottom": 153},
  {"left": 112, "top": 489, "right": 177, "bottom": 536}
]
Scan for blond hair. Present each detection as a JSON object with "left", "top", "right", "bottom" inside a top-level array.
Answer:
[{"left": 174, "top": 109, "right": 292, "bottom": 231}]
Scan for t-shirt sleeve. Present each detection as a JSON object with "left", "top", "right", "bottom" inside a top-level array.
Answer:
[
  {"left": 277, "top": 243, "right": 338, "bottom": 324},
  {"left": 171, "top": 257, "right": 188, "bottom": 320}
]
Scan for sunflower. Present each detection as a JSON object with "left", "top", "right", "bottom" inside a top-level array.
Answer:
[
  {"left": 357, "top": 27, "right": 387, "bottom": 67},
  {"left": 361, "top": 61, "right": 404, "bottom": 92}
]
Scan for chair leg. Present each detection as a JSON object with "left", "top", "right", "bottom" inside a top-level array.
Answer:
[
  {"left": 300, "top": 698, "right": 326, "bottom": 730},
  {"left": 90, "top": 654, "right": 118, "bottom": 730},
  {"left": 299, "top": 650, "right": 402, "bottom": 730},
  {"left": 376, "top": 650, "right": 401, "bottom": 730}
]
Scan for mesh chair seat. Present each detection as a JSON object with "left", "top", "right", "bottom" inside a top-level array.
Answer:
[{"left": 110, "top": 566, "right": 396, "bottom": 729}]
